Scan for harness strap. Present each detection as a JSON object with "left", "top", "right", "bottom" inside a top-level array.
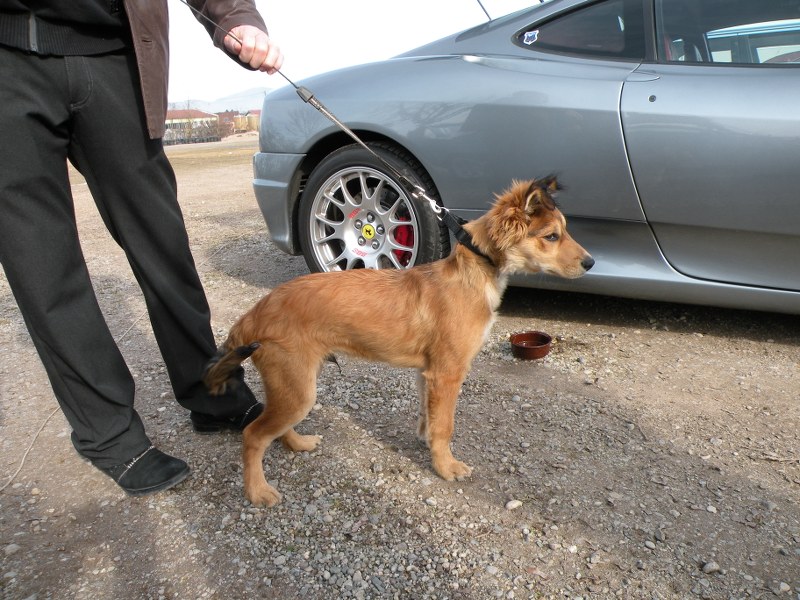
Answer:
[{"left": 441, "top": 211, "right": 496, "bottom": 267}]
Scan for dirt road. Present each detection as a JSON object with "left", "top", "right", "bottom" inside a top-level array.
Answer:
[{"left": 1, "top": 135, "right": 798, "bottom": 599}]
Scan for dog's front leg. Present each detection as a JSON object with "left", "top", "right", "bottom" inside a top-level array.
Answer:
[
  {"left": 416, "top": 370, "right": 429, "bottom": 442},
  {"left": 422, "top": 369, "right": 472, "bottom": 481}
]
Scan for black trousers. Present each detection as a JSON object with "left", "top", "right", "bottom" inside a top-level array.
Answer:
[{"left": 0, "top": 47, "right": 249, "bottom": 467}]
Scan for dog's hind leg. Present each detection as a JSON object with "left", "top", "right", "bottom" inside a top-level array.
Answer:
[
  {"left": 242, "top": 360, "right": 319, "bottom": 507},
  {"left": 422, "top": 367, "right": 473, "bottom": 481},
  {"left": 281, "top": 357, "right": 326, "bottom": 453},
  {"left": 281, "top": 427, "right": 322, "bottom": 453},
  {"left": 241, "top": 411, "right": 285, "bottom": 507}
]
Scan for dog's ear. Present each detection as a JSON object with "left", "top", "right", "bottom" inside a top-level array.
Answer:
[
  {"left": 487, "top": 177, "right": 561, "bottom": 249},
  {"left": 540, "top": 174, "right": 561, "bottom": 195},
  {"left": 524, "top": 176, "right": 559, "bottom": 214}
]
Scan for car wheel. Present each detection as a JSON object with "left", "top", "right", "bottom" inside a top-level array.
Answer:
[{"left": 298, "top": 143, "right": 449, "bottom": 272}]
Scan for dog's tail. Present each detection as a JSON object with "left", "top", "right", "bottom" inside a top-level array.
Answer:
[{"left": 203, "top": 341, "right": 261, "bottom": 395}]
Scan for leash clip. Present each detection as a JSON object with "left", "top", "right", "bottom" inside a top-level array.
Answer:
[{"left": 411, "top": 186, "right": 442, "bottom": 216}]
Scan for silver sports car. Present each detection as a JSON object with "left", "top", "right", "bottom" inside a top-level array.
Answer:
[{"left": 253, "top": 0, "right": 800, "bottom": 315}]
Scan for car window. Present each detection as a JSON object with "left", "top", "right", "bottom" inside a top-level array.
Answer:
[
  {"left": 517, "top": 0, "right": 646, "bottom": 61},
  {"left": 657, "top": 0, "right": 800, "bottom": 64}
]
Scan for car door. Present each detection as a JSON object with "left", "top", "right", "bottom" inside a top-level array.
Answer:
[
  {"left": 621, "top": 0, "right": 800, "bottom": 292},
  {"left": 463, "top": 0, "right": 649, "bottom": 223}
]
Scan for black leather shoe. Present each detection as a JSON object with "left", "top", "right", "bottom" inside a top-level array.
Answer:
[
  {"left": 190, "top": 401, "right": 263, "bottom": 434},
  {"left": 98, "top": 446, "right": 190, "bottom": 497}
]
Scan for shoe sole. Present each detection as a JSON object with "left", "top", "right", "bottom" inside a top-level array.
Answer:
[
  {"left": 191, "top": 422, "right": 239, "bottom": 434},
  {"left": 190, "top": 403, "right": 262, "bottom": 435}
]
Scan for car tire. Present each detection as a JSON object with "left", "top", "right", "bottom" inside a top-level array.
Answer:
[{"left": 297, "top": 143, "right": 449, "bottom": 273}]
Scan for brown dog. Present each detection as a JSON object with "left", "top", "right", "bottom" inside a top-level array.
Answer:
[{"left": 205, "top": 177, "right": 593, "bottom": 507}]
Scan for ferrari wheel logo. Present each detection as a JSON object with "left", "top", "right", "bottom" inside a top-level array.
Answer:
[{"left": 361, "top": 224, "right": 376, "bottom": 239}]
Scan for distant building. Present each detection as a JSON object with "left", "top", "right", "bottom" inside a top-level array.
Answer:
[
  {"left": 246, "top": 109, "right": 261, "bottom": 132},
  {"left": 234, "top": 109, "right": 261, "bottom": 133},
  {"left": 215, "top": 110, "right": 238, "bottom": 137},
  {"left": 164, "top": 109, "right": 221, "bottom": 145}
]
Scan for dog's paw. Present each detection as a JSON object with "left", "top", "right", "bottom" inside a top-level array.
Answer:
[
  {"left": 245, "top": 483, "right": 282, "bottom": 508},
  {"left": 434, "top": 459, "right": 473, "bottom": 482},
  {"left": 282, "top": 433, "right": 322, "bottom": 453},
  {"left": 416, "top": 421, "right": 428, "bottom": 444}
]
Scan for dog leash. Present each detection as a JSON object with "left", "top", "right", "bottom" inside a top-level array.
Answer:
[
  {"left": 292, "top": 85, "right": 496, "bottom": 266},
  {"left": 176, "top": 0, "right": 495, "bottom": 266}
]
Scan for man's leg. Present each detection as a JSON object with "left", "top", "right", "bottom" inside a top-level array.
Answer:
[
  {"left": 66, "top": 51, "right": 259, "bottom": 422},
  {"left": 0, "top": 49, "right": 152, "bottom": 468}
]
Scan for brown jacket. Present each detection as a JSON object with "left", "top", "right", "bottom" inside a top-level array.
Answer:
[{"left": 124, "top": 0, "right": 267, "bottom": 139}]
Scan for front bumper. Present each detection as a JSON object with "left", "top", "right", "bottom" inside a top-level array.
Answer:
[{"left": 252, "top": 151, "right": 306, "bottom": 255}]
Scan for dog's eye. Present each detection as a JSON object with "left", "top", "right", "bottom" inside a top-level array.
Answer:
[{"left": 544, "top": 233, "right": 560, "bottom": 242}]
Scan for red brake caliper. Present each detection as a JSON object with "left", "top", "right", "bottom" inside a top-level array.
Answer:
[{"left": 393, "top": 217, "right": 413, "bottom": 267}]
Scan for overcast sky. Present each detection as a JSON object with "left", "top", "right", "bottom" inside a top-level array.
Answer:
[{"left": 167, "top": 0, "right": 536, "bottom": 102}]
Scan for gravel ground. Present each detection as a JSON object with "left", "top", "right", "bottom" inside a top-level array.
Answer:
[{"left": 1, "top": 136, "right": 798, "bottom": 599}]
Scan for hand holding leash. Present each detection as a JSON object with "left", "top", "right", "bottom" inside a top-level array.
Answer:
[
  {"left": 223, "top": 24, "right": 283, "bottom": 74},
  {"left": 176, "top": 0, "right": 282, "bottom": 73}
]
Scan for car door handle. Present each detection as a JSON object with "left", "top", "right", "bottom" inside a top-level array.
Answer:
[{"left": 627, "top": 70, "right": 660, "bottom": 82}]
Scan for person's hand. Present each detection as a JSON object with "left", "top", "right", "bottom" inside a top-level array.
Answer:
[{"left": 224, "top": 25, "right": 283, "bottom": 74}]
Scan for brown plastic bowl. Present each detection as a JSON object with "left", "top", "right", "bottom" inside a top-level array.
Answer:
[{"left": 510, "top": 331, "right": 552, "bottom": 360}]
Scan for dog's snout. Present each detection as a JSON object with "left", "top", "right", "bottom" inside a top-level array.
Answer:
[{"left": 582, "top": 255, "right": 595, "bottom": 271}]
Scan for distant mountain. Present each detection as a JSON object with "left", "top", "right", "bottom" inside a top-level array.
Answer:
[{"left": 168, "top": 87, "right": 273, "bottom": 114}]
